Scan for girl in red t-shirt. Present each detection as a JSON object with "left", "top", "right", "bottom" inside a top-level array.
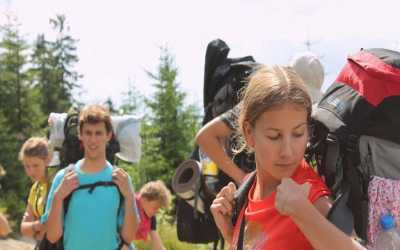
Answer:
[{"left": 210, "top": 65, "right": 366, "bottom": 250}]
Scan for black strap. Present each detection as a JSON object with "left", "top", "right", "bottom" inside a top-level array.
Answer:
[
  {"left": 75, "top": 181, "right": 118, "bottom": 194},
  {"left": 232, "top": 171, "right": 256, "bottom": 250},
  {"left": 324, "top": 133, "right": 341, "bottom": 192},
  {"left": 232, "top": 171, "right": 256, "bottom": 225},
  {"left": 326, "top": 185, "right": 354, "bottom": 236},
  {"left": 236, "top": 213, "right": 246, "bottom": 250}
]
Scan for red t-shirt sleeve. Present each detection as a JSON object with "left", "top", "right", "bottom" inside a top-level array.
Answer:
[
  {"left": 293, "top": 160, "right": 331, "bottom": 203},
  {"left": 307, "top": 176, "right": 331, "bottom": 203}
]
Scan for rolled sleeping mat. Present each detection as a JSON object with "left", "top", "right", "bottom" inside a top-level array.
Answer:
[{"left": 172, "top": 159, "right": 205, "bottom": 213}]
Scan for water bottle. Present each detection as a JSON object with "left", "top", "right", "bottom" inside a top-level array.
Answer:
[
  {"left": 198, "top": 149, "right": 219, "bottom": 196},
  {"left": 374, "top": 214, "right": 400, "bottom": 250}
]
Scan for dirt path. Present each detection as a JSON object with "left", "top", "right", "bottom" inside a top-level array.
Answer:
[{"left": 0, "top": 238, "right": 35, "bottom": 250}]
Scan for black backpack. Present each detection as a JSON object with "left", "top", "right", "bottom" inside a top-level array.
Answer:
[
  {"left": 202, "top": 39, "right": 260, "bottom": 126},
  {"left": 36, "top": 166, "right": 127, "bottom": 250},
  {"left": 59, "top": 107, "right": 120, "bottom": 168},
  {"left": 176, "top": 39, "right": 259, "bottom": 247},
  {"left": 203, "top": 39, "right": 259, "bottom": 194},
  {"left": 305, "top": 48, "right": 400, "bottom": 241}
]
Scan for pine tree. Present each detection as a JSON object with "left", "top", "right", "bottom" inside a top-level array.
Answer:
[
  {"left": 137, "top": 48, "right": 200, "bottom": 187},
  {"left": 0, "top": 18, "right": 42, "bottom": 223},
  {"left": 30, "top": 33, "right": 61, "bottom": 116},
  {"left": 119, "top": 80, "right": 143, "bottom": 115},
  {"left": 31, "top": 14, "right": 81, "bottom": 115}
]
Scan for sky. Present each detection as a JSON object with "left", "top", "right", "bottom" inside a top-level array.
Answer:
[{"left": 1, "top": 0, "right": 399, "bottom": 111}]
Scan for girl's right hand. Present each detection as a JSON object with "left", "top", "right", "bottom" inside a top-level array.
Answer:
[
  {"left": 55, "top": 169, "right": 79, "bottom": 201},
  {"left": 210, "top": 182, "right": 236, "bottom": 243}
]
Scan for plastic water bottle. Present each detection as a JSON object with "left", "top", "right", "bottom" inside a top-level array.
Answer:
[
  {"left": 198, "top": 149, "right": 219, "bottom": 196},
  {"left": 374, "top": 214, "right": 400, "bottom": 250}
]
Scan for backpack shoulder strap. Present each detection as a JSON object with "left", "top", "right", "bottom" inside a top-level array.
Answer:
[
  {"left": 232, "top": 171, "right": 256, "bottom": 225},
  {"left": 231, "top": 171, "right": 256, "bottom": 250},
  {"left": 63, "top": 164, "right": 77, "bottom": 216}
]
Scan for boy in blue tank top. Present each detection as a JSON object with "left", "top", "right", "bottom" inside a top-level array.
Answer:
[{"left": 42, "top": 105, "right": 139, "bottom": 250}]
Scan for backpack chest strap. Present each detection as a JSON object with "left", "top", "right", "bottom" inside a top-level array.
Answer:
[{"left": 76, "top": 181, "right": 118, "bottom": 194}]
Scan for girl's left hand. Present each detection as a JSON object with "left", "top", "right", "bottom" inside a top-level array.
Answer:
[{"left": 275, "top": 178, "right": 311, "bottom": 216}]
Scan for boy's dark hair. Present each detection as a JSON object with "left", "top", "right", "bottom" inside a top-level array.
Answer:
[{"left": 79, "top": 105, "right": 113, "bottom": 134}]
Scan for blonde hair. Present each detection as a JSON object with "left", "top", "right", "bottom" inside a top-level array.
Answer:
[
  {"left": 139, "top": 180, "right": 171, "bottom": 208},
  {"left": 19, "top": 137, "right": 51, "bottom": 161},
  {"left": 237, "top": 65, "right": 312, "bottom": 153},
  {"left": 79, "top": 105, "right": 113, "bottom": 133}
]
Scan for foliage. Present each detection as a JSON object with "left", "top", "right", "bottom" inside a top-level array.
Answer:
[
  {"left": 119, "top": 81, "right": 144, "bottom": 115},
  {"left": 31, "top": 14, "right": 81, "bottom": 115},
  {"left": 135, "top": 47, "right": 201, "bottom": 188},
  {"left": 0, "top": 18, "right": 44, "bottom": 231},
  {"left": 0, "top": 14, "right": 81, "bottom": 233}
]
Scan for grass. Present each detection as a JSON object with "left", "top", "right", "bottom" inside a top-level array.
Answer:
[{"left": 132, "top": 210, "right": 220, "bottom": 250}]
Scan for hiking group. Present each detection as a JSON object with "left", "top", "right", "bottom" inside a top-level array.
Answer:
[
  {"left": 4, "top": 38, "right": 400, "bottom": 250},
  {"left": 17, "top": 105, "right": 171, "bottom": 250}
]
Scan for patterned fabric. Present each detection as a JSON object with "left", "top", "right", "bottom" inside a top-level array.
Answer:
[{"left": 367, "top": 176, "right": 400, "bottom": 247}]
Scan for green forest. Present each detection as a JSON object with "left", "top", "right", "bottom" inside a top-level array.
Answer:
[{"left": 0, "top": 14, "right": 206, "bottom": 249}]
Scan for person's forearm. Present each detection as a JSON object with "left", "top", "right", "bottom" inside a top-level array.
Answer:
[
  {"left": 222, "top": 230, "right": 233, "bottom": 245},
  {"left": 21, "top": 220, "right": 40, "bottom": 238},
  {"left": 46, "top": 195, "right": 64, "bottom": 243},
  {"left": 121, "top": 196, "right": 138, "bottom": 244},
  {"left": 0, "top": 214, "right": 11, "bottom": 236},
  {"left": 291, "top": 201, "right": 366, "bottom": 250}
]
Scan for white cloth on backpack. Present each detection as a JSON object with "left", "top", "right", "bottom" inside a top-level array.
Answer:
[{"left": 112, "top": 115, "right": 142, "bottom": 163}]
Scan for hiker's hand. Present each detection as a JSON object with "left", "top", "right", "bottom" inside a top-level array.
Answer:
[
  {"left": 32, "top": 221, "right": 46, "bottom": 240},
  {"left": 112, "top": 168, "right": 133, "bottom": 199},
  {"left": 55, "top": 168, "right": 79, "bottom": 201},
  {"left": 275, "top": 178, "right": 311, "bottom": 216},
  {"left": 210, "top": 182, "right": 236, "bottom": 244}
]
